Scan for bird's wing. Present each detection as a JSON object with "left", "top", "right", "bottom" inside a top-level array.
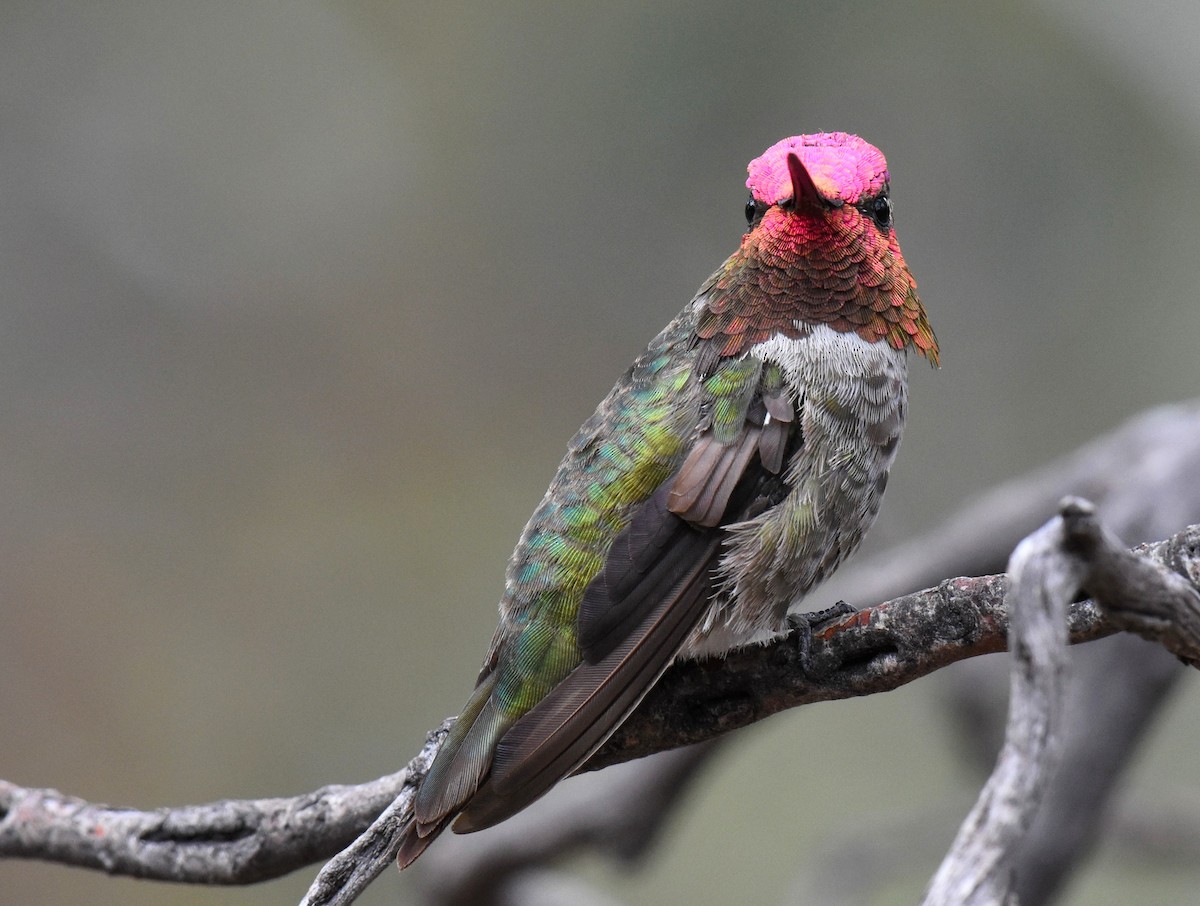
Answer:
[
  {"left": 451, "top": 353, "right": 798, "bottom": 833},
  {"left": 574, "top": 357, "right": 795, "bottom": 661}
]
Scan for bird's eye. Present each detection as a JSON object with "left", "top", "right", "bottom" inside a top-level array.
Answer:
[
  {"left": 872, "top": 195, "right": 893, "bottom": 228},
  {"left": 745, "top": 195, "right": 769, "bottom": 229}
]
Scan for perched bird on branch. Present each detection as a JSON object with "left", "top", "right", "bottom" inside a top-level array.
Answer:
[{"left": 397, "top": 132, "right": 938, "bottom": 867}]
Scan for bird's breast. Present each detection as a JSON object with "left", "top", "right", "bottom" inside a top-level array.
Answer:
[{"left": 685, "top": 325, "right": 909, "bottom": 657}]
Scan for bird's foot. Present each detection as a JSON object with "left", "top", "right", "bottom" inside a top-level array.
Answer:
[{"left": 787, "top": 601, "right": 857, "bottom": 677}]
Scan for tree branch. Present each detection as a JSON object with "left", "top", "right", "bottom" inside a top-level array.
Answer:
[
  {"left": 0, "top": 766, "right": 419, "bottom": 884},
  {"left": 922, "top": 502, "right": 1086, "bottom": 905},
  {"left": 923, "top": 499, "right": 1200, "bottom": 904},
  {"left": 5, "top": 520, "right": 1192, "bottom": 902}
]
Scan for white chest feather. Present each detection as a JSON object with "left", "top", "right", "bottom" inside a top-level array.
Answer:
[{"left": 684, "top": 325, "right": 910, "bottom": 658}]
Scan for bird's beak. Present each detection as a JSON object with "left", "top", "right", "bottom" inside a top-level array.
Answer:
[{"left": 787, "top": 152, "right": 839, "bottom": 210}]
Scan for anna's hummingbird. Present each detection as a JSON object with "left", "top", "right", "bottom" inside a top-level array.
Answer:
[{"left": 396, "top": 132, "right": 938, "bottom": 866}]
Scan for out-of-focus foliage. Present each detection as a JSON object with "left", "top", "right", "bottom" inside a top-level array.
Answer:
[{"left": 2, "top": 2, "right": 1199, "bottom": 904}]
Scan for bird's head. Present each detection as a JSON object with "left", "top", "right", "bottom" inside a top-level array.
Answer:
[{"left": 703, "top": 133, "right": 938, "bottom": 365}]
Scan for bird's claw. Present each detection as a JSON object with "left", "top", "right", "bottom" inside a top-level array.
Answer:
[{"left": 787, "top": 600, "right": 857, "bottom": 676}]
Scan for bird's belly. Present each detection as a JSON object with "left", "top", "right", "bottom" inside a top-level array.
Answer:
[{"left": 684, "top": 327, "right": 910, "bottom": 658}]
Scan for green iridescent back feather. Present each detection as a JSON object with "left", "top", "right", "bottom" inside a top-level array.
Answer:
[
  {"left": 413, "top": 311, "right": 700, "bottom": 826},
  {"left": 412, "top": 295, "right": 782, "bottom": 828},
  {"left": 490, "top": 314, "right": 699, "bottom": 714}
]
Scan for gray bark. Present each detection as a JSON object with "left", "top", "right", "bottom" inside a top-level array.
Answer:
[{"left": 923, "top": 499, "right": 1200, "bottom": 904}]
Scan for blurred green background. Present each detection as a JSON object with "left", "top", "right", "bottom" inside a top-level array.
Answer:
[{"left": 3, "top": 2, "right": 1200, "bottom": 904}]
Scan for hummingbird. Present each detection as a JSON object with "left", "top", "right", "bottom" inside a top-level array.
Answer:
[{"left": 396, "top": 132, "right": 938, "bottom": 867}]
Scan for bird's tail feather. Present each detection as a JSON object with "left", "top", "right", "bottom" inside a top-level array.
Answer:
[
  {"left": 396, "top": 813, "right": 448, "bottom": 869},
  {"left": 397, "top": 670, "right": 512, "bottom": 870}
]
